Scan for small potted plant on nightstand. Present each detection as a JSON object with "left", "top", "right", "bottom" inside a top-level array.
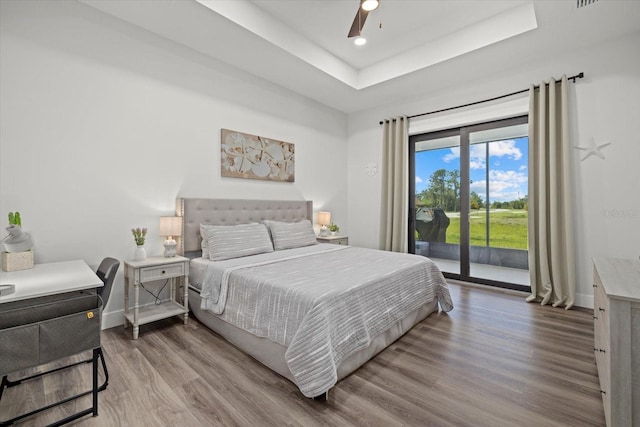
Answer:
[
  {"left": 329, "top": 223, "right": 339, "bottom": 236},
  {"left": 131, "top": 227, "right": 147, "bottom": 261}
]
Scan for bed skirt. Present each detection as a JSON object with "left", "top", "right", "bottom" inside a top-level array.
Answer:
[{"left": 188, "top": 287, "right": 439, "bottom": 395}]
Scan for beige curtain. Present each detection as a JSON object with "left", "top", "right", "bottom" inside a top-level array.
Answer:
[
  {"left": 380, "top": 116, "right": 409, "bottom": 252},
  {"left": 527, "top": 76, "right": 576, "bottom": 309}
]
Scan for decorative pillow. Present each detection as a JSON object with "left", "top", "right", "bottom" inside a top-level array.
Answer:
[
  {"left": 200, "top": 224, "right": 215, "bottom": 259},
  {"left": 204, "top": 223, "right": 273, "bottom": 261},
  {"left": 264, "top": 219, "right": 318, "bottom": 251}
]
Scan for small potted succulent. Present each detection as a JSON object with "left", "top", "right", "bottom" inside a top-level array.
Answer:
[{"left": 328, "top": 223, "right": 340, "bottom": 236}]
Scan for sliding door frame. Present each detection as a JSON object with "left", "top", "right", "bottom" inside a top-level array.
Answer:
[
  {"left": 409, "top": 115, "right": 529, "bottom": 292},
  {"left": 409, "top": 127, "right": 462, "bottom": 265}
]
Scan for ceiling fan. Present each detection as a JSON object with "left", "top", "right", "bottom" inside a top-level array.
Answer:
[{"left": 348, "top": 0, "right": 380, "bottom": 41}]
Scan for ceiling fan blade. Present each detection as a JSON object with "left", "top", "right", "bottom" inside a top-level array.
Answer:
[{"left": 348, "top": 8, "right": 369, "bottom": 38}]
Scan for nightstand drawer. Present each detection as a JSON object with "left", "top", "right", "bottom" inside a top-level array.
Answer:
[
  {"left": 317, "top": 236, "right": 349, "bottom": 245},
  {"left": 140, "top": 263, "right": 184, "bottom": 282},
  {"left": 332, "top": 238, "right": 348, "bottom": 245}
]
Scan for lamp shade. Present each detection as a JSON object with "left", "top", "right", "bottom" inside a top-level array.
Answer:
[
  {"left": 317, "top": 211, "right": 331, "bottom": 226},
  {"left": 159, "top": 216, "right": 182, "bottom": 238}
]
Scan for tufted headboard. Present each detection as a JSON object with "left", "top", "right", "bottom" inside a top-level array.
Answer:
[{"left": 176, "top": 198, "right": 313, "bottom": 257}]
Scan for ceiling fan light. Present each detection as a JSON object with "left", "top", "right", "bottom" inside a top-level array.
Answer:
[
  {"left": 361, "top": 0, "right": 379, "bottom": 12},
  {"left": 354, "top": 36, "right": 367, "bottom": 46}
]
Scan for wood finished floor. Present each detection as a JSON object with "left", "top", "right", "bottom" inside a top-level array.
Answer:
[{"left": 0, "top": 283, "right": 605, "bottom": 427}]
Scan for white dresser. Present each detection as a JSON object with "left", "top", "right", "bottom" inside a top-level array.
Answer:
[{"left": 592, "top": 257, "right": 640, "bottom": 427}]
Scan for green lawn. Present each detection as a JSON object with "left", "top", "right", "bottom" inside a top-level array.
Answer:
[{"left": 444, "top": 209, "right": 528, "bottom": 249}]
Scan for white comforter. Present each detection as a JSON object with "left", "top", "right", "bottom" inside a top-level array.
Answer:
[{"left": 199, "top": 244, "right": 453, "bottom": 397}]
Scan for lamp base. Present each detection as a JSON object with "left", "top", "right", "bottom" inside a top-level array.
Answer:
[
  {"left": 163, "top": 239, "right": 177, "bottom": 257},
  {"left": 319, "top": 225, "right": 329, "bottom": 237}
]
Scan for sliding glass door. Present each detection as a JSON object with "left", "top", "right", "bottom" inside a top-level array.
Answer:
[
  {"left": 409, "top": 116, "right": 530, "bottom": 291},
  {"left": 410, "top": 129, "right": 461, "bottom": 275}
]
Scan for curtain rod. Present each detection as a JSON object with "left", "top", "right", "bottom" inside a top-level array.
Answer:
[{"left": 379, "top": 72, "right": 584, "bottom": 125}]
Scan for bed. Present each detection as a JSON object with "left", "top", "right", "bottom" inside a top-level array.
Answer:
[{"left": 177, "top": 198, "right": 453, "bottom": 399}]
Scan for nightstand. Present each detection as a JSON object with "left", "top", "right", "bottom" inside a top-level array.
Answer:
[
  {"left": 317, "top": 235, "right": 349, "bottom": 245},
  {"left": 124, "top": 256, "right": 189, "bottom": 339}
]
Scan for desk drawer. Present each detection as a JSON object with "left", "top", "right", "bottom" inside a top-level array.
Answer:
[{"left": 140, "top": 262, "right": 184, "bottom": 282}]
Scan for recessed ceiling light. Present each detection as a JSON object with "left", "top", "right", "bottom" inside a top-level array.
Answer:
[
  {"left": 354, "top": 37, "right": 367, "bottom": 46},
  {"left": 361, "top": 0, "right": 379, "bottom": 12}
]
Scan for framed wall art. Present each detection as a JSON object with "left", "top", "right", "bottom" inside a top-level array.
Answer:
[{"left": 221, "top": 129, "right": 295, "bottom": 182}]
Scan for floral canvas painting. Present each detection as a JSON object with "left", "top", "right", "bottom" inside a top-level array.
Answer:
[{"left": 221, "top": 129, "right": 295, "bottom": 182}]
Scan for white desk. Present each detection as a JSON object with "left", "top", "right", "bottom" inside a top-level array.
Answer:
[{"left": 0, "top": 260, "right": 102, "bottom": 303}]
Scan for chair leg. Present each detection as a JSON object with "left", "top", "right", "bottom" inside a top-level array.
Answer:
[
  {"left": 0, "top": 347, "right": 109, "bottom": 426},
  {"left": 0, "top": 375, "right": 9, "bottom": 401},
  {"left": 97, "top": 347, "right": 109, "bottom": 392},
  {"left": 93, "top": 347, "right": 99, "bottom": 416}
]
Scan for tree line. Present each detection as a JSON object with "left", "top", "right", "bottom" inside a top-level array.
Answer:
[{"left": 416, "top": 168, "right": 528, "bottom": 211}]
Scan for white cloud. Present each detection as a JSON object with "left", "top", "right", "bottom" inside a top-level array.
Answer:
[
  {"left": 490, "top": 169, "right": 528, "bottom": 185},
  {"left": 442, "top": 147, "right": 460, "bottom": 163},
  {"left": 469, "top": 144, "right": 486, "bottom": 163},
  {"left": 487, "top": 190, "right": 524, "bottom": 201},
  {"left": 445, "top": 140, "right": 523, "bottom": 170},
  {"left": 416, "top": 176, "right": 423, "bottom": 183},
  {"left": 470, "top": 169, "right": 528, "bottom": 201},
  {"left": 437, "top": 141, "right": 527, "bottom": 201},
  {"left": 470, "top": 160, "right": 484, "bottom": 169},
  {"left": 489, "top": 140, "right": 522, "bottom": 160},
  {"left": 470, "top": 181, "right": 486, "bottom": 192}
]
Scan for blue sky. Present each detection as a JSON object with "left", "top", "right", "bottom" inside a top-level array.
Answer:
[{"left": 415, "top": 137, "right": 528, "bottom": 203}]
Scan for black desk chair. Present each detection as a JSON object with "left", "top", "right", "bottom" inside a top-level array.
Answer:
[
  {"left": 93, "top": 257, "right": 120, "bottom": 391},
  {"left": 96, "top": 257, "right": 120, "bottom": 312}
]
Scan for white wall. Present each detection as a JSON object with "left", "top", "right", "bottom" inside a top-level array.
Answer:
[
  {"left": 0, "top": 0, "right": 348, "bottom": 328},
  {"left": 3, "top": 1, "right": 637, "bottom": 322},
  {"left": 347, "top": 31, "right": 640, "bottom": 308}
]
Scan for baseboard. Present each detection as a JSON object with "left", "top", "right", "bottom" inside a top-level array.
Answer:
[
  {"left": 101, "top": 299, "right": 173, "bottom": 330},
  {"left": 447, "top": 278, "right": 529, "bottom": 298},
  {"left": 450, "top": 278, "right": 593, "bottom": 309},
  {"left": 102, "top": 308, "right": 125, "bottom": 330},
  {"left": 574, "top": 293, "right": 594, "bottom": 310}
]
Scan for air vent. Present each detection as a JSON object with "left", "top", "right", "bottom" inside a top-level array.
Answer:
[{"left": 577, "top": 0, "right": 598, "bottom": 8}]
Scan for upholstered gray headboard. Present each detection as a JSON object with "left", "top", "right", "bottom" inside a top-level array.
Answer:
[{"left": 176, "top": 198, "right": 313, "bottom": 256}]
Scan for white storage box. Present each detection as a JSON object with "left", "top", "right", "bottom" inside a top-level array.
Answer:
[{"left": 1, "top": 250, "right": 34, "bottom": 272}]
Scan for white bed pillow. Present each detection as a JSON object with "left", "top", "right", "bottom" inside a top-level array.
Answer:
[
  {"left": 200, "top": 224, "right": 215, "bottom": 259},
  {"left": 204, "top": 223, "right": 274, "bottom": 261},
  {"left": 264, "top": 219, "right": 318, "bottom": 251}
]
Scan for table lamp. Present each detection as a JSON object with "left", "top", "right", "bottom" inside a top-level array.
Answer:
[
  {"left": 159, "top": 216, "right": 182, "bottom": 257},
  {"left": 318, "top": 211, "right": 331, "bottom": 237}
]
